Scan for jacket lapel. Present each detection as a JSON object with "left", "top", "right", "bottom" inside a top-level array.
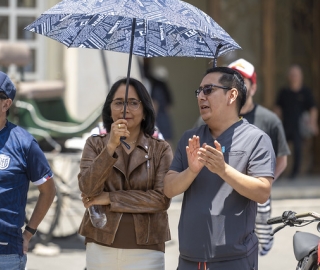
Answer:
[{"left": 113, "top": 133, "right": 151, "bottom": 179}]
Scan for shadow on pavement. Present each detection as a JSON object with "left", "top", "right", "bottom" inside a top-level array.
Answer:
[{"left": 29, "top": 233, "right": 85, "bottom": 253}]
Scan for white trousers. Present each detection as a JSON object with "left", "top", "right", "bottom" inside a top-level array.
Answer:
[{"left": 86, "top": 242, "right": 165, "bottom": 270}]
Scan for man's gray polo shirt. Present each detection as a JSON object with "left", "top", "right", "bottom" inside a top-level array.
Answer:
[{"left": 170, "top": 119, "right": 275, "bottom": 263}]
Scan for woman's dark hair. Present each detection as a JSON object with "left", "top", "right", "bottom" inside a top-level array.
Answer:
[
  {"left": 205, "top": 67, "right": 247, "bottom": 114},
  {"left": 102, "top": 78, "right": 155, "bottom": 136}
]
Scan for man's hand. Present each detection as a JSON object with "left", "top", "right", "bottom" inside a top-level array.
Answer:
[
  {"left": 22, "top": 230, "right": 33, "bottom": 254},
  {"left": 197, "top": 140, "right": 226, "bottom": 175},
  {"left": 186, "top": 135, "right": 204, "bottom": 174},
  {"left": 164, "top": 135, "right": 203, "bottom": 198}
]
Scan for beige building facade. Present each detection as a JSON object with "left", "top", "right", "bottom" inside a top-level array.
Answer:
[{"left": 1, "top": 0, "right": 319, "bottom": 174}]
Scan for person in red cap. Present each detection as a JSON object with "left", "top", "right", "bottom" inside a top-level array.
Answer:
[
  {"left": 193, "top": 59, "right": 290, "bottom": 256},
  {"left": 228, "top": 58, "right": 291, "bottom": 255}
]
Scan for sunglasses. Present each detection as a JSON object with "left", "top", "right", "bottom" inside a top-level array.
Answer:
[{"left": 195, "top": 84, "right": 232, "bottom": 97}]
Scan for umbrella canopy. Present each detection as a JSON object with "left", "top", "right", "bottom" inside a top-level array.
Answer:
[
  {"left": 25, "top": 0, "right": 241, "bottom": 148},
  {"left": 25, "top": 0, "right": 240, "bottom": 59}
]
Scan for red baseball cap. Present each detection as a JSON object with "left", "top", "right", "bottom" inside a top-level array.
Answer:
[{"left": 228, "top": 58, "right": 257, "bottom": 84}]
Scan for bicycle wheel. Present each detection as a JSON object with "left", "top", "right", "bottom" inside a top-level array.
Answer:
[
  {"left": 25, "top": 179, "right": 62, "bottom": 244},
  {"left": 51, "top": 171, "right": 85, "bottom": 238}
]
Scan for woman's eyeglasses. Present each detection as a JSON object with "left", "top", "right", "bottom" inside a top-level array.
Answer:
[
  {"left": 111, "top": 98, "right": 141, "bottom": 111},
  {"left": 195, "top": 84, "right": 232, "bottom": 97}
]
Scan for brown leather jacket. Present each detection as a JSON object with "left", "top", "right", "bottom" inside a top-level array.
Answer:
[{"left": 78, "top": 132, "right": 172, "bottom": 246}]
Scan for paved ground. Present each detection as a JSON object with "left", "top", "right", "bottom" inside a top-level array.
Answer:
[
  {"left": 25, "top": 175, "right": 320, "bottom": 270},
  {"left": 271, "top": 175, "right": 320, "bottom": 199}
]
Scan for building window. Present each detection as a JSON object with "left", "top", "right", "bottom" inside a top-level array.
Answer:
[
  {"left": 17, "top": 16, "right": 36, "bottom": 40},
  {"left": 0, "top": 0, "right": 8, "bottom": 7},
  {"left": 0, "top": 1, "right": 45, "bottom": 80},
  {"left": 0, "top": 16, "right": 9, "bottom": 39},
  {"left": 17, "top": 0, "right": 36, "bottom": 8},
  {"left": 24, "top": 48, "right": 36, "bottom": 72}
]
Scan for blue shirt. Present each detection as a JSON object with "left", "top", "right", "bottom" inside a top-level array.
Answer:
[{"left": 0, "top": 121, "right": 52, "bottom": 255}]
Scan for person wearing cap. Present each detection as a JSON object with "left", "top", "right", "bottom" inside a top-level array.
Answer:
[
  {"left": 0, "top": 71, "right": 56, "bottom": 269},
  {"left": 164, "top": 67, "right": 275, "bottom": 269},
  {"left": 228, "top": 58, "right": 291, "bottom": 256}
]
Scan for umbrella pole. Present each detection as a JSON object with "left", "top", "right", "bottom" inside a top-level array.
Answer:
[
  {"left": 121, "top": 18, "right": 136, "bottom": 149},
  {"left": 213, "top": 44, "right": 223, "bottom": 67},
  {"left": 100, "top": 50, "right": 110, "bottom": 95}
]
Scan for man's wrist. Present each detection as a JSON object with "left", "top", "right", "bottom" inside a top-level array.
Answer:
[
  {"left": 187, "top": 166, "right": 199, "bottom": 177},
  {"left": 25, "top": 225, "right": 37, "bottom": 235}
]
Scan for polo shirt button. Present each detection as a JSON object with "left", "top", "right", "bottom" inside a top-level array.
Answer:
[{"left": 145, "top": 155, "right": 148, "bottom": 158}]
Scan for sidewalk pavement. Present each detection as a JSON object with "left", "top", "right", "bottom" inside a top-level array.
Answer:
[{"left": 271, "top": 175, "right": 320, "bottom": 199}]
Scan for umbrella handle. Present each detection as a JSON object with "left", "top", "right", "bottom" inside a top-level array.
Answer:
[
  {"left": 213, "top": 44, "right": 223, "bottom": 67},
  {"left": 120, "top": 140, "right": 130, "bottom": 149},
  {"left": 120, "top": 18, "right": 136, "bottom": 149}
]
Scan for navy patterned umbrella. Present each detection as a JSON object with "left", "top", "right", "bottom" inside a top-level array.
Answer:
[{"left": 25, "top": 0, "right": 240, "bottom": 147}]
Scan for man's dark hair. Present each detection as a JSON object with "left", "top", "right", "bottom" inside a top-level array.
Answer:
[
  {"left": 102, "top": 78, "right": 156, "bottom": 136},
  {"left": 205, "top": 67, "right": 247, "bottom": 114}
]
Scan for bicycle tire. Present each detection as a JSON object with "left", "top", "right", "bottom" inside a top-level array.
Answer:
[
  {"left": 25, "top": 178, "right": 62, "bottom": 244},
  {"left": 51, "top": 171, "right": 85, "bottom": 238}
]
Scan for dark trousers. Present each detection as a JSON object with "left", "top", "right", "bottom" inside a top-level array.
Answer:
[
  {"left": 177, "top": 249, "right": 258, "bottom": 270},
  {"left": 287, "top": 132, "right": 302, "bottom": 178}
]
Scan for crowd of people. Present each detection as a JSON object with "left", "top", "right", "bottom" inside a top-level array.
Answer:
[{"left": 0, "top": 56, "right": 318, "bottom": 270}]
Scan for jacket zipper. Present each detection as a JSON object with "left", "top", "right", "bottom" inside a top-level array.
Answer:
[
  {"left": 146, "top": 147, "right": 151, "bottom": 190},
  {"left": 146, "top": 159, "right": 150, "bottom": 190},
  {"left": 145, "top": 146, "right": 151, "bottom": 243}
]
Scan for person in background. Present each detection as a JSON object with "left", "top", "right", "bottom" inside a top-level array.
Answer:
[
  {"left": 144, "top": 62, "right": 174, "bottom": 146},
  {"left": 78, "top": 77, "right": 172, "bottom": 270},
  {"left": 164, "top": 67, "right": 275, "bottom": 269},
  {"left": 274, "top": 64, "right": 318, "bottom": 179},
  {"left": 228, "top": 58, "right": 290, "bottom": 255},
  {"left": 0, "top": 71, "right": 56, "bottom": 270}
]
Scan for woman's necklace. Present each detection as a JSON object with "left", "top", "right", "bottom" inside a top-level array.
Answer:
[{"left": 125, "top": 140, "right": 136, "bottom": 145}]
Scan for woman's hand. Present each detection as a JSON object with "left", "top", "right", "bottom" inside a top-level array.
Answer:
[
  {"left": 107, "top": 120, "right": 130, "bottom": 154},
  {"left": 81, "top": 192, "right": 111, "bottom": 209}
]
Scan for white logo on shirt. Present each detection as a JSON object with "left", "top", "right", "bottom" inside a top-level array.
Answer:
[{"left": 0, "top": 154, "right": 10, "bottom": 170}]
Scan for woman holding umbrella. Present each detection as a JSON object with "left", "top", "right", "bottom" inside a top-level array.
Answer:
[{"left": 78, "top": 77, "right": 172, "bottom": 270}]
